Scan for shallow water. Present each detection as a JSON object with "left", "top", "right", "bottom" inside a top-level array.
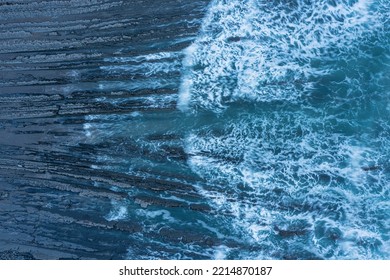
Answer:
[{"left": 0, "top": 0, "right": 389, "bottom": 259}]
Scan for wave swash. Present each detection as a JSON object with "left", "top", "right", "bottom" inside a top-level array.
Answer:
[{"left": 179, "top": 0, "right": 389, "bottom": 259}]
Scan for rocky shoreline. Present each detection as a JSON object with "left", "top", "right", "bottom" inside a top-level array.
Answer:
[{"left": 0, "top": 0, "right": 211, "bottom": 259}]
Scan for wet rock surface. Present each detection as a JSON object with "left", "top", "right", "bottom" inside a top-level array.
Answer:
[{"left": 0, "top": 0, "right": 211, "bottom": 259}]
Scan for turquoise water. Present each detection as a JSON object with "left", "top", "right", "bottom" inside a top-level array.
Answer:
[{"left": 84, "top": 0, "right": 389, "bottom": 259}]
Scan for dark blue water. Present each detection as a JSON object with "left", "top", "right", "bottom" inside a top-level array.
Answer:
[
  {"left": 1, "top": 0, "right": 388, "bottom": 260},
  {"left": 82, "top": 0, "right": 389, "bottom": 259}
]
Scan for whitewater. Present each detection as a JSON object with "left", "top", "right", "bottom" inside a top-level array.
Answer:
[
  {"left": 78, "top": 0, "right": 390, "bottom": 259},
  {"left": 176, "top": 0, "right": 390, "bottom": 259}
]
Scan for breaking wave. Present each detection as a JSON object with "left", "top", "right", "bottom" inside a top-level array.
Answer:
[{"left": 180, "top": 0, "right": 390, "bottom": 259}]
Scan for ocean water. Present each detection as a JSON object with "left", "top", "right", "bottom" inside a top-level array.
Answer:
[
  {"left": 83, "top": 0, "right": 390, "bottom": 259},
  {"left": 1, "top": 0, "right": 388, "bottom": 260}
]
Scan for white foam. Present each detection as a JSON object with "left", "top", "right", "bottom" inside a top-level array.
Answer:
[
  {"left": 83, "top": 123, "right": 92, "bottom": 138},
  {"left": 105, "top": 201, "right": 128, "bottom": 221},
  {"left": 178, "top": 0, "right": 379, "bottom": 111},
  {"left": 100, "top": 59, "right": 180, "bottom": 77},
  {"left": 196, "top": 220, "right": 227, "bottom": 240},
  {"left": 213, "top": 245, "right": 230, "bottom": 260},
  {"left": 185, "top": 109, "right": 389, "bottom": 258},
  {"left": 104, "top": 51, "right": 181, "bottom": 64}
]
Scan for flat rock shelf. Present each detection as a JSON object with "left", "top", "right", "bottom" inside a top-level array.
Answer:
[
  {"left": 0, "top": 0, "right": 211, "bottom": 259},
  {"left": 1, "top": 0, "right": 389, "bottom": 260}
]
